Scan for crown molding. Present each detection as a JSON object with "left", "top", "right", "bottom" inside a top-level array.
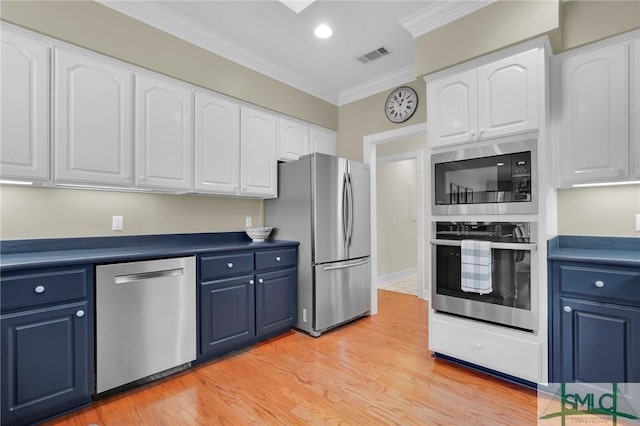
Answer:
[
  {"left": 338, "top": 64, "right": 415, "bottom": 106},
  {"left": 399, "top": 0, "right": 497, "bottom": 39},
  {"left": 97, "top": 0, "right": 338, "bottom": 105}
]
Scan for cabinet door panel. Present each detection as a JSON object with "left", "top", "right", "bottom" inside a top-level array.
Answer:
[
  {"left": 256, "top": 268, "right": 296, "bottom": 336},
  {"left": 55, "top": 48, "right": 133, "bottom": 185},
  {"left": 560, "top": 298, "right": 640, "bottom": 383},
  {"left": 559, "top": 42, "right": 630, "bottom": 185},
  {"left": 240, "top": 107, "right": 277, "bottom": 197},
  {"left": 1, "top": 302, "right": 90, "bottom": 425},
  {"left": 200, "top": 275, "right": 255, "bottom": 355},
  {"left": 1, "top": 30, "right": 50, "bottom": 181},
  {"left": 310, "top": 128, "right": 336, "bottom": 156},
  {"left": 478, "top": 49, "right": 539, "bottom": 139},
  {"left": 427, "top": 69, "right": 478, "bottom": 147},
  {"left": 194, "top": 92, "right": 239, "bottom": 194},
  {"left": 279, "top": 118, "right": 310, "bottom": 162},
  {"left": 135, "top": 75, "right": 192, "bottom": 190}
]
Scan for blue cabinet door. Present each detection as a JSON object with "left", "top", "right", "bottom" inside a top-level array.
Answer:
[
  {"left": 200, "top": 275, "right": 255, "bottom": 356},
  {"left": 256, "top": 268, "right": 296, "bottom": 336},
  {"left": 559, "top": 297, "right": 640, "bottom": 383},
  {"left": 1, "top": 302, "right": 91, "bottom": 426}
]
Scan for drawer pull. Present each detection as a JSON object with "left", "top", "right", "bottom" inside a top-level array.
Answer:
[
  {"left": 34, "top": 285, "right": 45, "bottom": 294},
  {"left": 227, "top": 263, "right": 234, "bottom": 268},
  {"left": 258, "top": 278, "right": 264, "bottom": 284},
  {"left": 275, "top": 257, "right": 281, "bottom": 262},
  {"left": 249, "top": 279, "right": 254, "bottom": 285},
  {"left": 594, "top": 280, "right": 605, "bottom": 288},
  {"left": 563, "top": 305, "right": 572, "bottom": 313},
  {"left": 76, "top": 310, "right": 85, "bottom": 318}
]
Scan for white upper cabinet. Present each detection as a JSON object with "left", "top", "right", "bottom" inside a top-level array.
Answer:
[
  {"left": 135, "top": 74, "right": 192, "bottom": 191},
  {"left": 556, "top": 40, "right": 632, "bottom": 186},
  {"left": 427, "top": 48, "right": 540, "bottom": 148},
  {"left": 311, "top": 127, "right": 337, "bottom": 156},
  {"left": 1, "top": 30, "right": 50, "bottom": 182},
  {"left": 427, "top": 69, "right": 478, "bottom": 146},
  {"left": 54, "top": 48, "right": 133, "bottom": 185},
  {"left": 478, "top": 49, "right": 539, "bottom": 139},
  {"left": 240, "top": 107, "right": 277, "bottom": 198},
  {"left": 278, "top": 118, "right": 310, "bottom": 162},
  {"left": 194, "top": 92, "right": 240, "bottom": 194}
]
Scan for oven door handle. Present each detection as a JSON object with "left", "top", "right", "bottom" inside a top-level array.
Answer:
[{"left": 430, "top": 239, "right": 537, "bottom": 251}]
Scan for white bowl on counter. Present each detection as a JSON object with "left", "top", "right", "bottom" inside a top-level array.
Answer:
[{"left": 245, "top": 227, "right": 273, "bottom": 242}]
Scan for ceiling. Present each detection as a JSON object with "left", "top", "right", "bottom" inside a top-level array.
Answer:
[{"left": 99, "top": 1, "right": 494, "bottom": 105}]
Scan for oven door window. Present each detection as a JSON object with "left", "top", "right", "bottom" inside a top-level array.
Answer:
[
  {"left": 434, "top": 152, "right": 531, "bottom": 206},
  {"left": 436, "top": 246, "right": 531, "bottom": 311}
]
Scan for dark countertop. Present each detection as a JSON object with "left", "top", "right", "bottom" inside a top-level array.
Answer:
[
  {"left": 548, "top": 236, "right": 640, "bottom": 267},
  {"left": 0, "top": 232, "right": 299, "bottom": 271}
]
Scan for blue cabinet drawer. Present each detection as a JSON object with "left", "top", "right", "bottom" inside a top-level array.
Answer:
[
  {"left": 200, "top": 253, "right": 254, "bottom": 280},
  {"left": 1, "top": 266, "right": 90, "bottom": 311},
  {"left": 255, "top": 249, "right": 297, "bottom": 271},
  {"left": 558, "top": 264, "right": 640, "bottom": 305}
]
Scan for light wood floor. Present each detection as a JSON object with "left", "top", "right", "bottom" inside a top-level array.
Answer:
[{"left": 46, "top": 290, "right": 537, "bottom": 425}]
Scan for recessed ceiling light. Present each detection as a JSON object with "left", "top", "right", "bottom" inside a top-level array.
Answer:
[{"left": 314, "top": 24, "right": 333, "bottom": 39}]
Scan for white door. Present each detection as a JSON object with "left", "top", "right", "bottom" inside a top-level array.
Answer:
[
  {"left": 1, "top": 30, "right": 50, "bottom": 181},
  {"left": 311, "top": 128, "right": 336, "bottom": 156},
  {"left": 135, "top": 74, "right": 192, "bottom": 191},
  {"left": 240, "top": 107, "right": 277, "bottom": 198},
  {"left": 478, "top": 49, "right": 539, "bottom": 139},
  {"left": 278, "top": 118, "right": 310, "bottom": 162},
  {"left": 558, "top": 41, "right": 630, "bottom": 185},
  {"left": 427, "top": 69, "right": 478, "bottom": 147},
  {"left": 54, "top": 48, "right": 133, "bottom": 185},
  {"left": 194, "top": 92, "right": 240, "bottom": 194}
]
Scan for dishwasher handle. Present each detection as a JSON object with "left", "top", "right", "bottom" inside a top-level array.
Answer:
[{"left": 114, "top": 268, "right": 184, "bottom": 284}]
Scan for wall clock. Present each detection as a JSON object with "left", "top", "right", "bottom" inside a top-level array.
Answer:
[{"left": 384, "top": 86, "right": 418, "bottom": 123}]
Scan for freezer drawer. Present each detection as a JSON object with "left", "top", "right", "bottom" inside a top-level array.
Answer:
[{"left": 314, "top": 258, "right": 370, "bottom": 333}]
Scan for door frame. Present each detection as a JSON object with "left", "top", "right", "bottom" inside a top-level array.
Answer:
[{"left": 363, "top": 122, "right": 428, "bottom": 315}]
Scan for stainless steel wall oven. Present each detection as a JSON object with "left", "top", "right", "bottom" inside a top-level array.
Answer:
[{"left": 431, "top": 221, "right": 538, "bottom": 331}]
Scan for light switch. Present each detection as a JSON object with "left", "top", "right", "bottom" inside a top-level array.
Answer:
[
  {"left": 112, "top": 215, "right": 124, "bottom": 231},
  {"left": 245, "top": 216, "right": 253, "bottom": 227},
  {"left": 636, "top": 214, "right": 640, "bottom": 232}
]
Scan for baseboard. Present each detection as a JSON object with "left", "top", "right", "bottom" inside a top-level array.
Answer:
[{"left": 377, "top": 267, "right": 417, "bottom": 285}]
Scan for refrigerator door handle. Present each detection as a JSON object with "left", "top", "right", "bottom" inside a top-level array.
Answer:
[
  {"left": 323, "top": 259, "right": 369, "bottom": 271},
  {"left": 342, "top": 172, "right": 349, "bottom": 247},
  {"left": 346, "top": 172, "right": 354, "bottom": 247}
]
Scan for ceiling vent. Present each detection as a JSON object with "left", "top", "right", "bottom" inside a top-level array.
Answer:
[{"left": 356, "top": 46, "right": 391, "bottom": 64}]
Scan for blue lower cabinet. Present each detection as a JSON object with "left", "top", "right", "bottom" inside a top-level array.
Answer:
[
  {"left": 256, "top": 268, "right": 297, "bottom": 336},
  {"left": 1, "top": 302, "right": 91, "bottom": 426}
]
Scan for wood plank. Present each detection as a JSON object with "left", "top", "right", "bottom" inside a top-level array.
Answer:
[{"left": 45, "top": 290, "right": 537, "bottom": 425}]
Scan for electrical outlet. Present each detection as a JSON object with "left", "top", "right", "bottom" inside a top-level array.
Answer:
[
  {"left": 245, "top": 216, "right": 253, "bottom": 227},
  {"left": 302, "top": 308, "right": 308, "bottom": 323},
  {"left": 636, "top": 214, "right": 640, "bottom": 232},
  {"left": 112, "top": 215, "right": 124, "bottom": 231}
]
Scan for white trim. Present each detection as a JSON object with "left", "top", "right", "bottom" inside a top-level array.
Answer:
[
  {"left": 363, "top": 122, "right": 428, "bottom": 315},
  {"left": 96, "top": 0, "right": 338, "bottom": 105},
  {"left": 377, "top": 267, "right": 417, "bottom": 285},
  {"left": 399, "top": 0, "right": 497, "bottom": 39},
  {"left": 338, "top": 65, "right": 415, "bottom": 106}
]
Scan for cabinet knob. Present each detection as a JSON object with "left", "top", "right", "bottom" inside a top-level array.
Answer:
[
  {"left": 275, "top": 256, "right": 281, "bottom": 262},
  {"left": 594, "top": 280, "right": 605, "bottom": 288},
  {"left": 76, "top": 310, "right": 85, "bottom": 318},
  {"left": 227, "top": 263, "right": 234, "bottom": 268},
  {"left": 470, "top": 131, "right": 476, "bottom": 137},
  {"left": 474, "top": 343, "right": 482, "bottom": 349},
  {"left": 563, "top": 305, "right": 572, "bottom": 313},
  {"left": 34, "top": 285, "right": 45, "bottom": 294},
  {"left": 249, "top": 279, "right": 254, "bottom": 285},
  {"left": 479, "top": 128, "right": 485, "bottom": 135},
  {"left": 258, "top": 278, "right": 264, "bottom": 284}
]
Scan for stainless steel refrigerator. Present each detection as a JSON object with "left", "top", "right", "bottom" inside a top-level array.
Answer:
[{"left": 265, "top": 153, "right": 371, "bottom": 337}]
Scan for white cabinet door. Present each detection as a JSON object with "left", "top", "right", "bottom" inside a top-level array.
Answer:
[
  {"left": 427, "top": 69, "right": 478, "bottom": 147},
  {"left": 194, "top": 92, "right": 240, "bottom": 194},
  {"left": 1, "top": 31, "right": 50, "bottom": 182},
  {"left": 478, "top": 49, "right": 539, "bottom": 139},
  {"left": 135, "top": 74, "right": 192, "bottom": 191},
  {"left": 54, "top": 48, "right": 133, "bottom": 185},
  {"left": 278, "top": 118, "right": 310, "bottom": 161},
  {"left": 558, "top": 42, "right": 630, "bottom": 186},
  {"left": 311, "top": 128, "right": 336, "bottom": 156},
  {"left": 634, "top": 39, "right": 640, "bottom": 180},
  {"left": 240, "top": 107, "right": 277, "bottom": 198}
]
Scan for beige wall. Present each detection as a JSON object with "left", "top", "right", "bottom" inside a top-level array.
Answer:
[
  {"left": 376, "top": 159, "right": 417, "bottom": 277},
  {"left": 0, "top": 186, "right": 263, "bottom": 239},
  {"left": 337, "top": 79, "right": 426, "bottom": 162}
]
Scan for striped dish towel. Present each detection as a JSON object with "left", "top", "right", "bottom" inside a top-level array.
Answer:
[{"left": 461, "top": 240, "right": 492, "bottom": 295}]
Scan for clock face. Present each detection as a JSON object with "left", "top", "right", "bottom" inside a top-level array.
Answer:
[{"left": 384, "top": 86, "right": 418, "bottom": 123}]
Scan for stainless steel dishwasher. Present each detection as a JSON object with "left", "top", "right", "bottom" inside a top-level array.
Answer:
[{"left": 95, "top": 256, "right": 196, "bottom": 394}]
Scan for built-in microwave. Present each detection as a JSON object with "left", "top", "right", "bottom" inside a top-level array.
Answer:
[{"left": 431, "top": 139, "right": 537, "bottom": 215}]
